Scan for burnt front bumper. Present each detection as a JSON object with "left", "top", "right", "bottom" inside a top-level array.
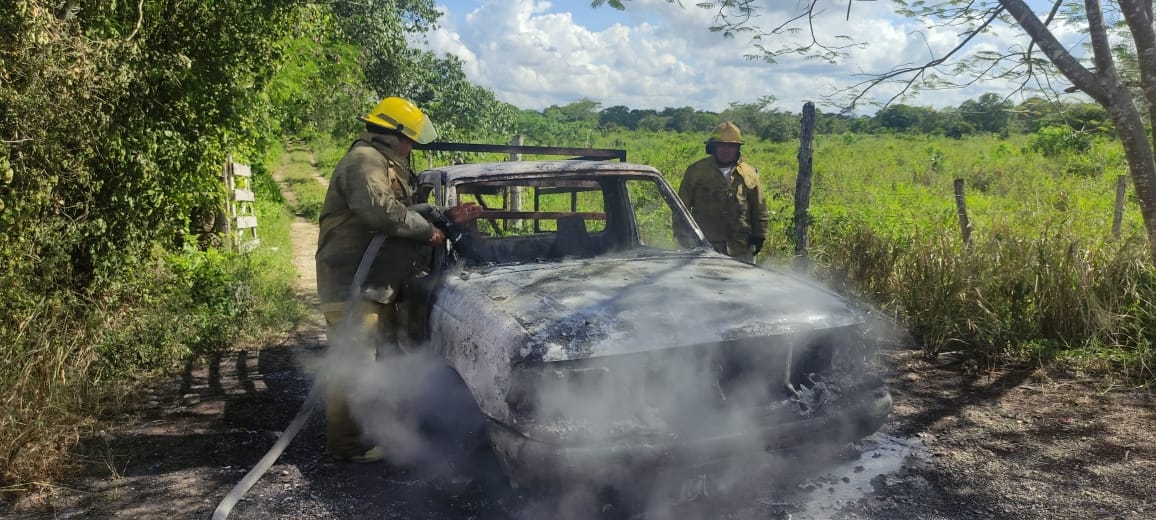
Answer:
[{"left": 488, "top": 385, "right": 893, "bottom": 490}]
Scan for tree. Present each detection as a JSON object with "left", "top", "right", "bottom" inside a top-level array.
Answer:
[
  {"left": 330, "top": 0, "right": 440, "bottom": 96},
  {"left": 959, "top": 92, "right": 1014, "bottom": 134},
  {"left": 406, "top": 52, "right": 518, "bottom": 141},
  {"left": 660, "top": 106, "right": 710, "bottom": 132},
  {"left": 599, "top": 105, "right": 633, "bottom": 130},
  {"left": 261, "top": 1, "right": 461, "bottom": 143},
  {"left": 717, "top": 96, "right": 801, "bottom": 142},
  {"left": 1013, "top": 97, "right": 1059, "bottom": 133},
  {"left": 549, "top": 98, "right": 602, "bottom": 126},
  {"left": 817, "top": 111, "right": 879, "bottom": 134},
  {"left": 265, "top": 34, "right": 366, "bottom": 139},
  {"left": 601, "top": 0, "right": 1156, "bottom": 263},
  {"left": 629, "top": 108, "right": 659, "bottom": 129},
  {"left": 876, "top": 104, "right": 931, "bottom": 133},
  {"left": 637, "top": 114, "right": 671, "bottom": 131}
]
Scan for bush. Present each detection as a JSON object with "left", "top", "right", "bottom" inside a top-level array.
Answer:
[
  {"left": 1028, "top": 126, "right": 1094, "bottom": 157},
  {"left": 1063, "top": 155, "right": 1105, "bottom": 178},
  {"left": 1, "top": 158, "right": 304, "bottom": 491}
]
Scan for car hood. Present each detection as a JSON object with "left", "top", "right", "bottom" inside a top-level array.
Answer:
[{"left": 451, "top": 252, "right": 863, "bottom": 362}]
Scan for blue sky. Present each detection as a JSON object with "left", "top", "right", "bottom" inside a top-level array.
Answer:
[{"left": 419, "top": 0, "right": 1090, "bottom": 114}]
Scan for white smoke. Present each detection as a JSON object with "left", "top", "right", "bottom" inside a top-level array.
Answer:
[
  {"left": 303, "top": 274, "right": 898, "bottom": 517},
  {"left": 304, "top": 317, "right": 484, "bottom": 476},
  {"left": 504, "top": 270, "right": 900, "bottom": 516}
]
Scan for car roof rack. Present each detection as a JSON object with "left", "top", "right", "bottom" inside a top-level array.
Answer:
[{"left": 413, "top": 142, "right": 627, "bottom": 162}]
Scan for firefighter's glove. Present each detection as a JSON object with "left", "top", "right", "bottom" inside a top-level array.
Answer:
[
  {"left": 409, "top": 203, "right": 482, "bottom": 263},
  {"left": 749, "top": 236, "right": 765, "bottom": 255},
  {"left": 428, "top": 228, "right": 446, "bottom": 247}
]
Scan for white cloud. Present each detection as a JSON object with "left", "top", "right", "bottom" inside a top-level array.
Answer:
[{"left": 422, "top": 0, "right": 1089, "bottom": 114}]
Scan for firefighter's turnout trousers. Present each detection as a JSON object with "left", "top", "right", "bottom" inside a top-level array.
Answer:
[{"left": 320, "top": 300, "right": 399, "bottom": 459}]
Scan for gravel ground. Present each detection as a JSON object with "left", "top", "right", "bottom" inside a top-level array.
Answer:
[{"left": 6, "top": 341, "right": 1153, "bottom": 520}]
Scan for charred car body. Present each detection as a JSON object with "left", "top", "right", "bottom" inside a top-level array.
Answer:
[{"left": 404, "top": 145, "right": 891, "bottom": 490}]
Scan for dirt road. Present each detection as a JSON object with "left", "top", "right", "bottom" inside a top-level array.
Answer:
[{"left": 6, "top": 156, "right": 1154, "bottom": 519}]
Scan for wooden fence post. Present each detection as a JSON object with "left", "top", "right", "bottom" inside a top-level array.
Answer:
[
  {"left": 954, "top": 178, "right": 971, "bottom": 246},
  {"left": 1112, "top": 174, "right": 1127, "bottom": 239},
  {"left": 794, "top": 102, "right": 816, "bottom": 269},
  {"left": 222, "top": 159, "right": 234, "bottom": 240},
  {"left": 507, "top": 135, "right": 524, "bottom": 230}
]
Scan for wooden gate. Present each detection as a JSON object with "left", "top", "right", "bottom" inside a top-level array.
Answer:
[{"left": 223, "top": 157, "right": 259, "bottom": 251}]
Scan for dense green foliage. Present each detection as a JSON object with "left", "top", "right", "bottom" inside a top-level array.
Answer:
[
  {"left": 264, "top": 3, "right": 517, "bottom": 148},
  {"left": 2, "top": 1, "right": 302, "bottom": 487},
  {"left": 0, "top": 0, "right": 514, "bottom": 490}
]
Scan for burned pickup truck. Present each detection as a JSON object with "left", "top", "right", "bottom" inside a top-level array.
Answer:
[{"left": 405, "top": 144, "right": 891, "bottom": 491}]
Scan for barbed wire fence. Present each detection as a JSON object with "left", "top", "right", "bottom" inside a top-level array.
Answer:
[{"left": 786, "top": 103, "right": 1134, "bottom": 257}]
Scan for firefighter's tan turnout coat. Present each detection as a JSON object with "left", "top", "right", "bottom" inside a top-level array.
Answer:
[{"left": 678, "top": 156, "right": 769, "bottom": 260}]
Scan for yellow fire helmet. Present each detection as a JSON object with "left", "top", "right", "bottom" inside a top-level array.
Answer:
[
  {"left": 706, "top": 121, "right": 744, "bottom": 144},
  {"left": 359, "top": 97, "right": 439, "bottom": 144}
]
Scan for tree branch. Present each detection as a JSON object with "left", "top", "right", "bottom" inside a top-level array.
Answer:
[
  {"left": 1027, "top": 0, "right": 1063, "bottom": 56},
  {"left": 999, "top": 0, "right": 1108, "bottom": 103},
  {"left": 1084, "top": 0, "right": 1120, "bottom": 86},
  {"left": 127, "top": 0, "right": 145, "bottom": 41},
  {"left": 1118, "top": 0, "right": 1156, "bottom": 126},
  {"left": 838, "top": 5, "right": 1005, "bottom": 110}
]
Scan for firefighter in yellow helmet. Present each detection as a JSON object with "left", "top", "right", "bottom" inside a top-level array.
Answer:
[
  {"left": 315, "top": 97, "right": 481, "bottom": 462},
  {"left": 677, "top": 122, "right": 770, "bottom": 262}
]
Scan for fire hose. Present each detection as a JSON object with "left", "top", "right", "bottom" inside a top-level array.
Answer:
[{"left": 212, "top": 205, "right": 475, "bottom": 519}]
